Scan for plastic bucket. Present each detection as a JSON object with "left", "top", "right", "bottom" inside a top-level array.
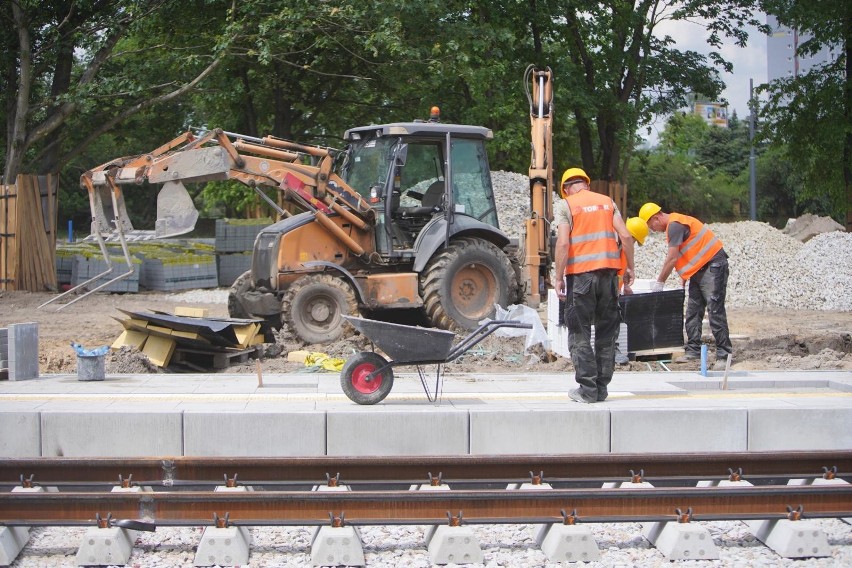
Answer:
[{"left": 77, "top": 354, "right": 105, "bottom": 381}]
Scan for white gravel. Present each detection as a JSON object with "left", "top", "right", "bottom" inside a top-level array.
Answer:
[
  {"left": 491, "top": 171, "right": 852, "bottom": 313},
  {"left": 11, "top": 519, "right": 852, "bottom": 566}
]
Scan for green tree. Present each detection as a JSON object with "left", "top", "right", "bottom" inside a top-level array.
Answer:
[
  {"left": 659, "top": 113, "right": 711, "bottom": 157},
  {"left": 758, "top": 0, "right": 851, "bottom": 229},
  {"left": 1, "top": 0, "right": 228, "bottom": 184},
  {"left": 546, "top": 0, "right": 767, "bottom": 182}
]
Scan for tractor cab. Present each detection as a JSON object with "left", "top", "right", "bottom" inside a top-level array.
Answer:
[{"left": 342, "top": 121, "right": 499, "bottom": 258}]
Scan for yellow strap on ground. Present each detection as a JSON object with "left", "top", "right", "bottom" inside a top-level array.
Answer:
[{"left": 304, "top": 352, "right": 345, "bottom": 372}]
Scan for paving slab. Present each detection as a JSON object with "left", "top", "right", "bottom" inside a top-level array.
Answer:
[{"left": 0, "top": 370, "right": 850, "bottom": 457}]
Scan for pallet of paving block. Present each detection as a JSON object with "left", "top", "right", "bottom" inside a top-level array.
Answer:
[
  {"left": 631, "top": 347, "right": 684, "bottom": 362},
  {"left": 170, "top": 345, "right": 262, "bottom": 370}
]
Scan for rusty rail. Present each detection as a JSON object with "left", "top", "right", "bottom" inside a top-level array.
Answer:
[
  {"left": 2, "top": 485, "right": 851, "bottom": 526},
  {"left": 2, "top": 451, "right": 849, "bottom": 485},
  {"left": 1, "top": 452, "right": 851, "bottom": 527}
]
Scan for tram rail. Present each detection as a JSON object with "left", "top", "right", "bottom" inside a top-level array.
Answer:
[{"left": 1, "top": 451, "right": 851, "bottom": 528}]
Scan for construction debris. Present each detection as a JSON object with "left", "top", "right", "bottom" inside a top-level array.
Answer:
[
  {"left": 111, "top": 307, "right": 265, "bottom": 371},
  {"left": 782, "top": 213, "right": 845, "bottom": 243}
]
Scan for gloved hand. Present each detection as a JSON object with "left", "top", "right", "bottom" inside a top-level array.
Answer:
[{"left": 651, "top": 280, "right": 665, "bottom": 293}]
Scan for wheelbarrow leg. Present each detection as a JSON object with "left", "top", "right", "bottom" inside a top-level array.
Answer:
[{"left": 416, "top": 364, "right": 444, "bottom": 404}]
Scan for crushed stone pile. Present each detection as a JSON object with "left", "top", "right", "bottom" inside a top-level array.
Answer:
[{"left": 490, "top": 171, "right": 852, "bottom": 312}]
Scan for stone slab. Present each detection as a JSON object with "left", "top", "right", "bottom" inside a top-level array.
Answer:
[
  {"left": 8, "top": 323, "right": 38, "bottom": 381},
  {"left": 611, "top": 408, "right": 747, "bottom": 453},
  {"left": 41, "top": 411, "right": 182, "bottom": 457},
  {"left": 184, "top": 411, "right": 326, "bottom": 456},
  {"left": 326, "top": 410, "right": 468, "bottom": 456},
  {"left": 470, "top": 409, "right": 610, "bottom": 454},
  {"left": 0, "top": 412, "right": 40, "bottom": 457},
  {"left": 748, "top": 408, "right": 852, "bottom": 451}
]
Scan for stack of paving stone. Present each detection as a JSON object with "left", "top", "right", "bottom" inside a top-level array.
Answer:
[
  {"left": 0, "top": 322, "right": 39, "bottom": 380},
  {"left": 56, "top": 243, "right": 141, "bottom": 293},
  {"left": 133, "top": 242, "right": 218, "bottom": 291},
  {"left": 55, "top": 242, "right": 218, "bottom": 293},
  {"left": 0, "top": 327, "right": 6, "bottom": 377},
  {"left": 215, "top": 218, "right": 271, "bottom": 287}
]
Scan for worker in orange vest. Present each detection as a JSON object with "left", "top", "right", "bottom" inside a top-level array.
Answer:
[
  {"left": 554, "top": 168, "right": 634, "bottom": 403},
  {"left": 638, "top": 203, "right": 733, "bottom": 370}
]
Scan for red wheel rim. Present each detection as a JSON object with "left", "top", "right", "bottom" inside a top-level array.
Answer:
[{"left": 351, "top": 362, "right": 383, "bottom": 394}]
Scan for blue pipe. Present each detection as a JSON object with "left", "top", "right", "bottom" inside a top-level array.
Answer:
[{"left": 700, "top": 344, "right": 708, "bottom": 376}]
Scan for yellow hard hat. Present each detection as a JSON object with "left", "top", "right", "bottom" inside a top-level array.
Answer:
[
  {"left": 559, "top": 168, "right": 590, "bottom": 198},
  {"left": 626, "top": 217, "right": 648, "bottom": 245},
  {"left": 638, "top": 202, "right": 662, "bottom": 223}
]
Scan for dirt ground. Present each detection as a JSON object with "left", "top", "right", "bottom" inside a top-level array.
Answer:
[{"left": 1, "top": 290, "right": 851, "bottom": 376}]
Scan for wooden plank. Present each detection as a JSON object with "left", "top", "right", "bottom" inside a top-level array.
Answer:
[
  {"left": 1, "top": 182, "right": 18, "bottom": 290},
  {"left": 13, "top": 174, "right": 58, "bottom": 291},
  {"left": 0, "top": 183, "right": 13, "bottom": 290}
]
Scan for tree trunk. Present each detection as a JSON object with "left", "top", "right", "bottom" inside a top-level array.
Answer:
[
  {"left": 272, "top": 62, "right": 292, "bottom": 139},
  {"left": 574, "top": 110, "right": 595, "bottom": 174},
  {"left": 239, "top": 65, "right": 258, "bottom": 138},
  {"left": 4, "top": 2, "right": 33, "bottom": 184},
  {"left": 39, "top": 33, "right": 75, "bottom": 174}
]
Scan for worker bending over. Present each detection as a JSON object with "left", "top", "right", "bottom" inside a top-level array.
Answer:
[
  {"left": 638, "top": 203, "right": 733, "bottom": 370},
  {"left": 554, "top": 168, "right": 634, "bottom": 403}
]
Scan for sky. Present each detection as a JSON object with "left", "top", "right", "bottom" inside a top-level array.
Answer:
[{"left": 644, "top": 16, "right": 768, "bottom": 145}]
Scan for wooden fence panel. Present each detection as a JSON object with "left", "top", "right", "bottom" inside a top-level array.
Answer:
[{"left": 0, "top": 174, "right": 58, "bottom": 291}]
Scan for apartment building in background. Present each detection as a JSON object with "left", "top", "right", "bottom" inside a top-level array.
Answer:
[{"left": 767, "top": 14, "right": 840, "bottom": 83}]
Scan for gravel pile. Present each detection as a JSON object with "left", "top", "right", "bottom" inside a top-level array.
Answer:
[
  {"left": 13, "top": 519, "right": 852, "bottom": 567},
  {"left": 491, "top": 171, "right": 852, "bottom": 312},
  {"left": 163, "top": 173, "right": 851, "bottom": 314}
]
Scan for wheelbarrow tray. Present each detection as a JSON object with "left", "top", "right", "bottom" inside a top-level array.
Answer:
[{"left": 344, "top": 316, "right": 456, "bottom": 362}]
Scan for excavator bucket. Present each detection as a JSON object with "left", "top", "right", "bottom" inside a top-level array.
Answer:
[{"left": 155, "top": 180, "right": 199, "bottom": 237}]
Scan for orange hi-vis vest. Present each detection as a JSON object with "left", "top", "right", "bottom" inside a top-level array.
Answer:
[
  {"left": 565, "top": 190, "right": 621, "bottom": 275},
  {"left": 667, "top": 212, "right": 724, "bottom": 280}
]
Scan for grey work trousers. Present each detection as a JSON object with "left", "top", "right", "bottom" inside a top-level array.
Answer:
[
  {"left": 564, "top": 269, "right": 621, "bottom": 401},
  {"left": 684, "top": 258, "right": 733, "bottom": 359}
]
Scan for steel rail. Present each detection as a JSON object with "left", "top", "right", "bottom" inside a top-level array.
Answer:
[
  {"left": 2, "top": 451, "right": 849, "bottom": 485},
  {"left": 2, "top": 485, "right": 851, "bottom": 526}
]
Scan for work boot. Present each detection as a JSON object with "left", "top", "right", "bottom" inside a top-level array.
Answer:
[
  {"left": 673, "top": 352, "right": 700, "bottom": 364},
  {"left": 568, "top": 388, "right": 595, "bottom": 404}
]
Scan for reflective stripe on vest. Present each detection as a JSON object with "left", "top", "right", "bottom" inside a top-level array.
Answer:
[
  {"left": 668, "top": 212, "right": 723, "bottom": 280},
  {"left": 565, "top": 191, "right": 622, "bottom": 274}
]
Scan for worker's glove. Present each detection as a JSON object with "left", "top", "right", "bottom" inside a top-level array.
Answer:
[{"left": 651, "top": 281, "right": 665, "bottom": 293}]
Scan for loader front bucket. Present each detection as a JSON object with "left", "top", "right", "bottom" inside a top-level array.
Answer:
[{"left": 155, "top": 180, "right": 199, "bottom": 237}]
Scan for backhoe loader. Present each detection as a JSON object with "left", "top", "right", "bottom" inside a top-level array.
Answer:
[{"left": 47, "top": 66, "right": 554, "bottom": 345}]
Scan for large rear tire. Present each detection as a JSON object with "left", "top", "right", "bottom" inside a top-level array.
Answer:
[
  {"left": 227, "top": 270, "right": 253, "bottom": 319},
  {"left": 420, "top": 237, "right": 518, "bottom": 331},
  {"left": 281, "top": 273, "right": 358, "bottom": 344},
  {"left": 340, "top": 351, "right": 394, "bottom": 405}
]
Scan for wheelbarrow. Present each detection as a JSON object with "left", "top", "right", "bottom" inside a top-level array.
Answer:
[{"left": 340, "top": 316, "right": 533, "bottom": 405}]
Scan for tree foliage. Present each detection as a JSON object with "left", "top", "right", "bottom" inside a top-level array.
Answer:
[
  {"left": 2, "top": 0, "right": 783, "bottom": 229},
  {"left": 757, "top": 0, "right": 851, "bottom": 228}
]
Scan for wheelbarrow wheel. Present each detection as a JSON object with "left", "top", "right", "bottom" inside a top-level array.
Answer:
[{"left": 340, "top": 352, "right": 394, "bottom": 405}]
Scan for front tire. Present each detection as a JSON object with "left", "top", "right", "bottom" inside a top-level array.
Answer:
[
  {"left": 227, "top": 270, "right": 253, "bottom": 319},
  {"left": 340, "top": 351, "right": 394, "bottom": 405},
  {"left": 281, "top": 273, "right": 358, "bottom": 344},
  {"left": 420, "top": 237, "right": 518, "bottom": 331}
]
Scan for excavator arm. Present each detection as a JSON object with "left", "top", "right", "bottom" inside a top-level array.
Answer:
[
  {"left": 42, "top": 128, "right": 377, "bottom": 309},
  {"left": 522, "top": 65, "right": 554, "bottom": 307}
]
